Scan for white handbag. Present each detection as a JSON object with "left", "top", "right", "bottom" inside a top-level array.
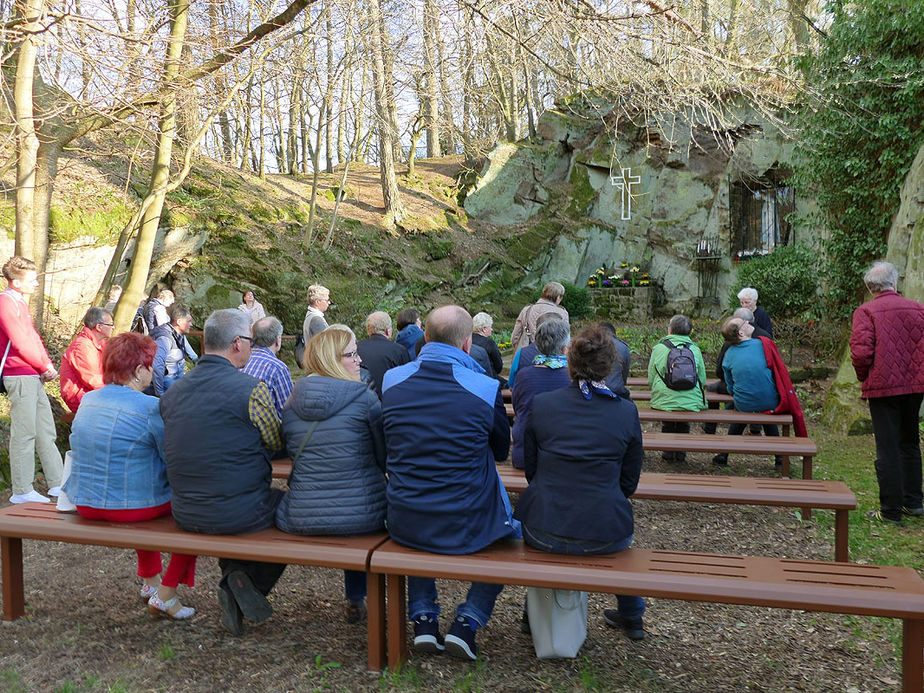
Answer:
[
  {"left": 56, "top": 451, "right": 77, "bottom": 513},
  {"left": 526, "top": 586, "right": 588, "bottom": 659}
]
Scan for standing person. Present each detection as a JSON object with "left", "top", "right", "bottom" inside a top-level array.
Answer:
[
  {"left": 515, "top": 326, "right": 646, "bottom": 641},
  {"left": 142, "top": 288, "right": 175, "bottom": 334},
  {"left": 0, "top": 256, "right": 64, "bottom": 504},
  {"left": 242, "top": 316, "right": 294, "bottom": 418},
  {"left": 356, "top": 311, "right": 409, "bottom": 398},
  {"left": 511, "top": 319, "right": 570, "bottom": 469},
  {"left": 647, "top": 315, "right": 707, "bottom": 463},
  {"left": 160, "top": 309, "right": 285, "bottom": 636},
  {"left": 104, "top": 284, "right": 122, "bottom": 314},
  {"left": 237, "top": 290, "right": 266, "bottom": 325},
  {"left": 303, "top": 284, "right": 332, "bottom": 342},
  {"left": 65, "top": 332, "right": 196, "bottom": 620},
  {"left": 151, "top": 304, "right": 197, "bottom": 397},
  {"left": 60, "top": 306, "right": 114, "bottom": 413},
  {"left": 737, "top": 287, "right": 773, "bottom": 338},
  {"left": 850, "top": 261, "right": 924, "bottom": 525},
  {"left": 395, "top": 308, "right": 424, "bottom": 359},
  {"left": 275, "top": 326, "right": 386, "bottom": 624},
  {"left": 510, "top": 281, "right": 569, "bottom": 352},
  {"left": 382, "top": 305, "right": 517, "bottom": 661},
  {"left": 471, "top": 312, "right": 506, "bottom": 386}
]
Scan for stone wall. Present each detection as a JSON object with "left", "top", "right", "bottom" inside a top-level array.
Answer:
[{"left": 589, "top": 287, "right": 652, "bottom": 322}]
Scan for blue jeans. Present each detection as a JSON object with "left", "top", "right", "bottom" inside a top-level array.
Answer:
[
  {"left": 522, "top": 525, "right": 646, "bottom": 622},
  {"left": 344, "top": 570, "right": 366, "bottom": 602},
  {"left": 407, "top": 577, "right": 504, "bottom": 628}
]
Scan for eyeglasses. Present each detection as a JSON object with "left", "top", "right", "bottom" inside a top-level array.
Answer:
[
  {"left": 341, "top": 350, "right": 360, "bottom": 360},
  {"left": 100, "top": 322, "right": 114, "bottom": 327},
  {"left": 237, "top": 335, "right": 253, "bottom": 343}
]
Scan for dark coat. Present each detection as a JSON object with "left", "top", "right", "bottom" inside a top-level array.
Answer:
[
  {"left": 471, "top": 333, "right": 504, "bottom": 379},
  {"left": 357, "top": 334, "right": 410, "bottom": 398},
  {"left": 850, "top": 289, "right": 924, "bottom": 398},
  {"left": 382, "top": 342, "right": 517, "bottom": 554},
  {"left": 515, "top": 382, "right": 643, "bottom": 544},
  {"left": 753, "top": 305, "right": 773, "bottom": 338},
  {"left": 511, "top": 362, "right": 569, "bottom": 469},
  {"left": 275, "top": 375, "right": 386, "bottom": 535}
]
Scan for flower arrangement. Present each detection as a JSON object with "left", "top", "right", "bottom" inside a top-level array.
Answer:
[{"left": 587, "top": 263, "right": 651, "bottom": 288}]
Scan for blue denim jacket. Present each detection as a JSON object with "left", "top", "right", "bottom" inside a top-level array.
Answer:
[{"left": 64, "top": 384, "right": 171, "bottom": 509}]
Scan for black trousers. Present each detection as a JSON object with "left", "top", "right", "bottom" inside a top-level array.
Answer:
[
  {"left": 218, "top": 558, "right": 286, "bottom": 596},
  {"left": 868, "top": 393, "right": 924, "bottom": 521},
  {"left": 661, "top": 421, "right": 690, "bottom": 462}
]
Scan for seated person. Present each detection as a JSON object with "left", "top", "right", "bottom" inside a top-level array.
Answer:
[
  {"left": 511, "top": 318, "right": 570, "bottom": 469},
  {"left": 515, "top": 325, "right": 646, "bottom": 640},
  {"left": 508, "top": 312, "right": 567, "bottom": 388},
  {"left": 275, "top": 326, "right": 386, "bottom": 624},
  {"left": 647, "top": 314, "right": 707, "bottom": 463},
  {"left": 356, "top": 311, "right": 410, "bottom": 398},
  {"left": 65, "top": 332, "right": 196, "bottom": 620},
  {"left": 471, "top": 312, "right": 507, "bottom": 387},
  {"left": 395, "top": 308, "right": 424, "bottom": 359},
  {"left": 60, "top": 306, "right": 114, "bottom": 412}
]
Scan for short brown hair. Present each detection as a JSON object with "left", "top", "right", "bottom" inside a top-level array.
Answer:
[
  {"left": 541, "top": 281, "right": 565, "bottom": 302},
  {"left": 721, "top": 317, "right": 744, "bottom": 345},
  {"left": 2, "top": 256, "right": 36, "bottom": 282},
  {"left": 396, "top": 308, "right": 419, "bottom": 330},
  {"left": 568, "top": 326, "right": 617, "bottom": 381}
]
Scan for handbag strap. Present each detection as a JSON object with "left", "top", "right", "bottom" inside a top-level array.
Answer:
[{"left": 292, "top": 419, "right": 321, "bottom": 461}]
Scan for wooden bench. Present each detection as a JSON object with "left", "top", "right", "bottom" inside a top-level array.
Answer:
[
  {"left": 496, "top": 467, "right": 855, "bottom": 561},
  {"left": 0, "top": 504, "right": 389, "bottom": 672},
  {"left": 502, "top": 387, "right": 733, "bottom": 404},
  {"left": 627, "top": 376, "right": 721, "bottom": 388},
  {"left": 369, "top": 539, "right": 924, "bottom": 690}
]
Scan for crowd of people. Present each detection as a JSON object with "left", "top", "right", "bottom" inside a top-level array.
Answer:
[{"left": 1, "top": 257, "right": 922, "bottom": 661}]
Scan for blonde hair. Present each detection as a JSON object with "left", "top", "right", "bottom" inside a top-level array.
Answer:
[
  {"left": 307, "top": 284, "right": 330, "bottom": 305},
  {"left": 304, "top": 324, "right": 357, "bottom": 381}
]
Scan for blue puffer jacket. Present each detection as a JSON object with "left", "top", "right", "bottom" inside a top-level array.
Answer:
[{"left": 275, "top": 374, "right": 387, "bottom": 535}]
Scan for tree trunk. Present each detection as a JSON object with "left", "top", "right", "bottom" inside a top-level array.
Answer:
[
  {"left": 324, "top": 8, "right": 334, "bottom": 173},
  {"left": 368, "top": 0, "right": 404, "bottom": 228},
  {"left": 114, "top": 0, "right": 190, "bottom": 333},
  {"left": 423, "top": 0, "right": 440, "bottom": 157}
]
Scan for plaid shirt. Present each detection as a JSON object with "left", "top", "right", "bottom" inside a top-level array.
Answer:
[
  {"left": 248, "top": 381, "right": 283, "bottom": 451},
  {"left": 242, "top": 346, "right": 294, "bottom": 417}
]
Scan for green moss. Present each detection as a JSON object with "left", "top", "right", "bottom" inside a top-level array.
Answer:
[
  {"left": 566, "top": 165, "right": 596, "bottom": 217},
  {"left": 48, "top": 197, "right": 133, "bottom": 245}
]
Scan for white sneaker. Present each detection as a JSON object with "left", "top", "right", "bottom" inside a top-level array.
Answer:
[
  {"left": 47, "top": 486, "right": 62, "bottom": 497},
  {"left": 9, "top": 490, "right": 51, "bottom": 504}
]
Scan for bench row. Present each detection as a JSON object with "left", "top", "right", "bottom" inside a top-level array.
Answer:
[{"left": 1, "top": 503, "right": 921, "bottom": 690}]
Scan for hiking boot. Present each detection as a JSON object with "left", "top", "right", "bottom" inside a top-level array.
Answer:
[
  {"left": 346, "top": 599, "right": 366, "bottom": 624},
  {"left": 603, "top": 610, "right": 646, "bottom": 641},
  {"left": 227, "top": 570, "right": 273, "bottom": 623},
  {"left": 711, "top": 454, "right": 728, "bottom": 467},
  {"left": 661, "top": 452, "right": 676, "bottom": 463},
  {"left": 748, "top": 424, "right": 762, "bottom": 436},
  {"left": 866, "top": 509, "right": 903, "bottom": 526},
  {"left": 412, "top": 613, "right": 445, "bottom": 654},
  {"left": 217, "top": 587, "right": 243, "bottom": 636},
  {"left": 445, "top": 615, "right": 478, "bottom": 661},
  {"left": 902, "top": 506, "right": 924, "bottom": 517}
]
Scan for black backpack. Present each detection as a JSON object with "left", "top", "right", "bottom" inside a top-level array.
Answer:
[{"left": 658, "top": 339, "right": 699, "bottom": 391}]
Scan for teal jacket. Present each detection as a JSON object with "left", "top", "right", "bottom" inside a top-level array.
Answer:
[{"left": 647, "top": 334, "right": 707, "bottom": 411}]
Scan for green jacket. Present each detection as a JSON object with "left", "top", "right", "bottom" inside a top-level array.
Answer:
[{"left": 647, "top": 334, "right": 707, "bottom": 411}]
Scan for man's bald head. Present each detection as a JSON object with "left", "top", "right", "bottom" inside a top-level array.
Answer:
[{"left": 424, "top": 305, "right": 473, "bottom": 349}]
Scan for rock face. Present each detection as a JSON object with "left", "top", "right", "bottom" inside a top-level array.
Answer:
[{"left": 464, "top": 103, "right": 818, "bottom": 315}]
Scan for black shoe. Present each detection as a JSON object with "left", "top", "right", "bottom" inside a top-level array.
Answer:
[
  {"left": 603, "top": 609, "right": 646, "bottom": 640},
  {"left": 346, "top": 599, "right": 366, "bottom": 624},
  {"left": 902, "top": 506, "right": 924, "bottom": 517},
  {"left": 412, "top": 613, "right": 445, "bottom": 654},
  {"left": 774, "top": 457, "right": 784, "bottom": 473},
  {"left": 711, "top": 454, "right": 728, "bottom": 467},
  {"left": 520, "top": 604, "right": 531, "bottom": 634},
  {"left": 217, "top": 587, "right": 243, "bottom": 636},
  {"left": 748, "top": 424, "right": 762, "bottom": 436},
  {"left": 227, "top": 570, "right": 273, "bottom": 623},
  {"left": 661, "top": 452, "right": 676, "bottom": 463},
  {"left": 445, "top": 615, "right": 478, "bottom": 661}
]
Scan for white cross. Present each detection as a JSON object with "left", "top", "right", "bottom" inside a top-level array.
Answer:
[{"left": 610, "top": 167, "right": 641, "bottom": 220}]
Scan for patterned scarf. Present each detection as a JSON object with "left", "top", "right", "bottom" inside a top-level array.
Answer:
[{"left": 578, "top": 379, "right": 618, "bottom": 400}]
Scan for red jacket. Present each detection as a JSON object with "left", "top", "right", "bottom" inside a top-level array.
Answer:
[
  {"left": 850, "top": 290, "right": 924, "bottom": 399},
  {"left": 0, "top": 289, "right": 53, "bottom": 377},
  {"left": 60, "top": 327, "right": 105, "bottom": 412},
  {"left": 759, "top": 336, "right": 807, "bottom": 437}
]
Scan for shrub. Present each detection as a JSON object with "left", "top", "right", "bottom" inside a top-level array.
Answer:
[{"left": 731, "top": 245, "right": 819, "bottom": 319}]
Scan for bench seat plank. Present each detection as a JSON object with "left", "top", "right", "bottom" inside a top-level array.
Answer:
[
  {"left": 369, "top": 539, "right": 924, "bottom": 689},
  {"left": 0, "top": 504, "right": 389, "bottom": 672}
]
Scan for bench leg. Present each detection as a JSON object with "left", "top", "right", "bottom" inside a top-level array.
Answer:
[
  {"left": 903, "top": 619, "right": 923, "bottom": 693},
  {"left": 801, "top": 456, "right": 813, "bottom": 521},
  {"left": 366, "top": 572, "right": 386, "bottom": 672},
  {"left": 386, "top": 574, "right": 407, "bottom": 669},
  {"left": 783, "top": 424, "right": 790, "bottom": 437},
  {"left": 1, "top": 536, "right": 25, "bottom": 621},
  {"left": 834, "top": 510, "right": 848, "bottom": 562}
]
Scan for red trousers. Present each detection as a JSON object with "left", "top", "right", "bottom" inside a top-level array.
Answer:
[{"left": 76, "top": 502, "right": 196, "bottom": 588}]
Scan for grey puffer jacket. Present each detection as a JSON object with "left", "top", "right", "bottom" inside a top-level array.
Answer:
[{"left": 275, "top": 374, "right": 386, "bottom": 535}]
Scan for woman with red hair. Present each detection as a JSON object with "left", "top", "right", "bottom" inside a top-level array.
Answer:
[{"left": 63, "top": 332, "right": 197, "bottom": 620}]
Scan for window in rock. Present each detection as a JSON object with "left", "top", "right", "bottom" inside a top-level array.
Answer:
[{"left": 729, "top": 172, "right": 795, "bottom": 258}]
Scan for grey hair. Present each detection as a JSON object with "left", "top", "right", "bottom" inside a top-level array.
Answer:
[
  {"left": 156, "top": 288, "right": 175, "bottom": 302},
  {"left": 83, "top": 306, "right": 111, "bottom": 328},
  {"left": 864, "top": 261, "right": 898, "bottom": 293},
  {"left": 204, "top": 309, "right": 251, "bottom": 351},
  {"left": 168, "top": 304, "right": 192, "bottom": 323},
  {"left": 307, "top": 284, "right": 330, "bottom": 304},
  {"left": 365, "top": 311, "right": 392, "bottom": 336},
  {"left": 668, "top": 314, "right": 693, "bottom": 336},
  {"left": 534, "top": 318, "right": 570, "bottom": 356},
  {"left": 732, "top": 307, "right": 754, "bottom": 322},
  {"left": 737, "top": 287, "right": 758, "bottom": 302},
  {"left": 252, "top": 316, "right": 283, "bottom": 348},
  {"left": 472, "top": 311, "right": 493, "bottom": 332}
]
